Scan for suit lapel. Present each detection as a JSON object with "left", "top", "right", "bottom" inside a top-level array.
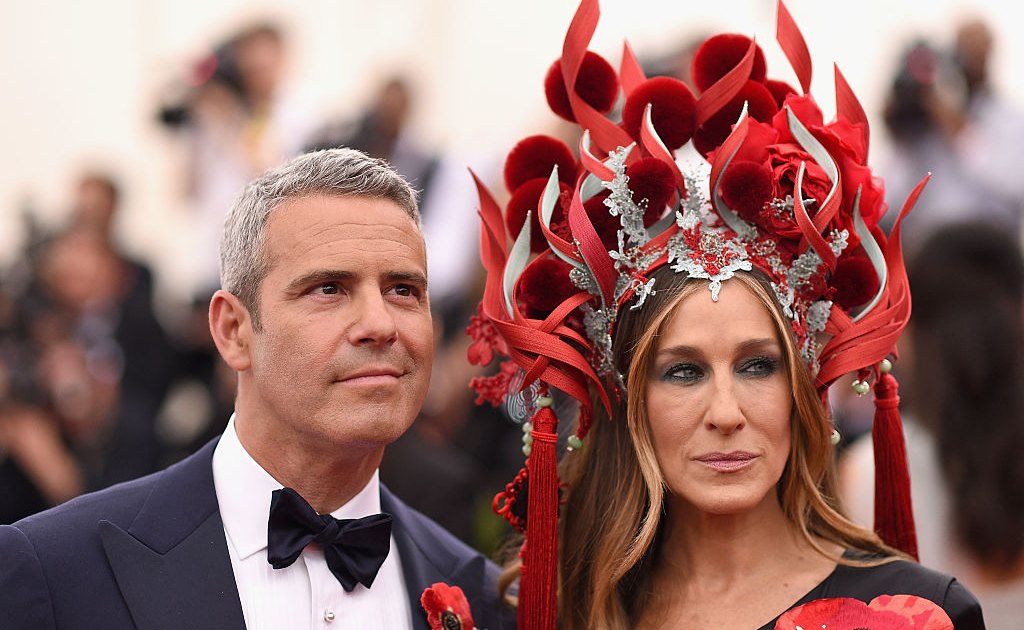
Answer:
[
  {"left": 383, "top": 486, "right": 489, "bottom": 630},
  {"left": 100, "top": 439, "right": 245, "bottom": 630}
]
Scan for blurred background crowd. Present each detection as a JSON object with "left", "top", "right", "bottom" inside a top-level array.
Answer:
[{"left": 2, "top": 1, "right": 1023, "bottom": 627}]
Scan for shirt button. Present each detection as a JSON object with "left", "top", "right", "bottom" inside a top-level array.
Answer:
[{"left": 324, "top": 610, "right": 335, "bottom": 622}]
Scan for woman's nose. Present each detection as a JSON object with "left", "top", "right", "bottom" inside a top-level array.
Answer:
[{"left": 704, "top": 375, "right": 746, "bottom": 434}]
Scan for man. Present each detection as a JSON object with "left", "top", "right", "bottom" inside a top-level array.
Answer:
[{"left": 0, "top": 149, "right": 514, "bottom": 629}]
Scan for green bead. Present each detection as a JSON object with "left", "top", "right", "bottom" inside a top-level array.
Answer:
[
  {"left": 879, "top": 358, "right": 893, "bottom": 374},
  {"left": 830, "top": 429, "right": 842, "bottom": 446},
  {"left": 523, "top": 434, "right": 533, "bottom": 446},
  {"left": 852, "top": 380, "right": 870, "bottom": 396},
  {"left": 567, "top": 435, "right": 583, "bottom": 451},
  {"left": 522, "top": 444, "right": 532, "bottom": 457},
  {"left": 537, "top": 396, "right": 554, "bottom": 408},
  {"left": 522, "top": 422, "right": 533, "bottom": 434}
]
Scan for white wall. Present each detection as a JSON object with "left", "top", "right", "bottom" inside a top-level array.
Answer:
[{"left": 2, "top": 0, "right": 1020, "bottom": 300}]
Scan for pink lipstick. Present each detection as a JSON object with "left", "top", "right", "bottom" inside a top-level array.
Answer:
[{"left": 695, "top": 451, "right": 757, "bottom": 472}]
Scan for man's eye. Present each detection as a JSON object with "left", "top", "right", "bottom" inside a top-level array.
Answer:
[
  {"left": 317, "top": 283, "right": 341, "bottom": 295},
  {"left": 392, "top": 284, "right": 420, "bottom": 298}
]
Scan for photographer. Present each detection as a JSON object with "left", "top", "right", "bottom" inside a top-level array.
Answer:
[
  {"left": 157, "top": 21, "right": 314, "bottom": 299},
  {"left": 881, "top": 17, "right": 1024, "bottom": 255}
]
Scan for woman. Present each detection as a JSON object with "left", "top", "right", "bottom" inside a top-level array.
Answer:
[
  {"left": 557, "top": 267, "right": 980, "bottom": 628},
  {"left": 447, "top": 0, "right": 985, "bottom": 628}
]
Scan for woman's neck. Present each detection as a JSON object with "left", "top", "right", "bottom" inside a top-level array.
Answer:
[
  {"left": 636, "top": 495, "right": 839, "bottom": 629},
  {"left": 659, "top": 494, "right": 806, "bottom": 587}
]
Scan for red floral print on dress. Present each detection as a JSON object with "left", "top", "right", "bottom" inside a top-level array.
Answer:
[{"left": 775, "top": 595, "right": 953, "bottom": 630}]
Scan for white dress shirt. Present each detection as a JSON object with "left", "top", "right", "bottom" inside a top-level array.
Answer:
[{"left": 212, "top": 417, "right": 412, "bottom": 629}]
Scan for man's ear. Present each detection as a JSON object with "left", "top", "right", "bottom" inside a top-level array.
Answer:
[{"left": 209, "top": 289, "right": 254, "bottom": 372}]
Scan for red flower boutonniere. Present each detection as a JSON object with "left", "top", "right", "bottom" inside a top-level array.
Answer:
[
  {"left": 776, "top": 595, "right": 953, "bottom": 629},
  {"left": 421, "top": 582, "right": 476, "bottom": 630}
]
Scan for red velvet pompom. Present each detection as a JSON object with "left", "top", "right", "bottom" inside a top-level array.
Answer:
[
  {"left": 626, "top": 158, "right": 677, "bottom": 225},
  {"left": 519, "top": 257, "right": 576, "bottom": 319},
  {"left": 544, "top": 51, "right": 620, "bottom": 122},
  {"left": 832, "top": 254, "right": 880, "bottom": 310},
  {"left": 691, "top": 34, "right": 767, "bottom": 92},
  {"left": 584, "top": 192, "right": 620, "bottom": 250},
  {"left": 503, "top": 135, "right": 577, "bottom": 193},
  {"left": 719, "top": 160, "right": 773, "bottom": 224},
  {"left": 765, "top": 79, "right": 798, "bottom": 107},
  {"left": 621, "top": 77, "right": 696, "bottom": 150},
  {"left": 693, "top": 80, "right": 778, "bottom": 156},
  {"left": 549, "top": 188, "right": 575, "bottom": 242},
  {"left": 506, "top": 177, "right": 570, "bottom": 253}
]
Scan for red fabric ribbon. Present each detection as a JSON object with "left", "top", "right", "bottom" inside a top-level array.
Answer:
[{"left": 775, "top": 0, "right": 812, "bottom": 94}]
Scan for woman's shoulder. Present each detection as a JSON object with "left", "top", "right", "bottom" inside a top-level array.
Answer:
[{"left": 824, "top": 554, "right": 985, "bottom": 628}]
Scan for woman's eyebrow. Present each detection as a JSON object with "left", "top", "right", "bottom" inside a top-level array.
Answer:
[
  {"left": 655, "top": 337, "right": 779, "bottom": 359},
  {"left": 653, "top": 344, "right": 702, "bottom": 360},
  {"left": 736, "top": 338, "right": 780, "bottom": 353}
]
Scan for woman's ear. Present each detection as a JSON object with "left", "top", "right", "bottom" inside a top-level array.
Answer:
[{"left": 209, "top": 289, "right": 254, "bottom": 372}]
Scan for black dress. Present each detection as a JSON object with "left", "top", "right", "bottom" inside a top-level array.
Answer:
[{"left": 758, "top": 555, "right": 986, "bottom": 629}]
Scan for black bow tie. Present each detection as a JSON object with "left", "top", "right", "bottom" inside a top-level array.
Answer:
[{"left": 267, "top": 487, "right": 393, "bottom": 592}]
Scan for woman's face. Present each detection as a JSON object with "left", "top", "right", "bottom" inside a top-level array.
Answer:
[{"left": 644, "top": 279, "right": 793, "bottom": 516}]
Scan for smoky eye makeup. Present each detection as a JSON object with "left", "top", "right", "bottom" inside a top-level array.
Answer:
[
  {"left": 660, "top": 362, "right": 705, "bottom": 383},
  {"left": 737, "top": 354, "right": 781, "bottom": 377}
]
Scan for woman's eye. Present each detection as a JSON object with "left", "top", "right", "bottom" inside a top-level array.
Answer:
[
  {"left": 739, "top": 356, "right": 779, "bottom": 377},
  {"left": 665, "top": 363, "right": 703, "bottom": 382}
]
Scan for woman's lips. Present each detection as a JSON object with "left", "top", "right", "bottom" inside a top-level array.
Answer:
[{"left": 695, "top": 451, "right": 758, "bottom": 472}]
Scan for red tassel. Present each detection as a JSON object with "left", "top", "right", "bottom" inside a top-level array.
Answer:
[
  {"left": 871, "top": 373, "right": 918, "bottom": 559},
  {"left": 519, "top": 404, "right": 559, "bottom": 630}
]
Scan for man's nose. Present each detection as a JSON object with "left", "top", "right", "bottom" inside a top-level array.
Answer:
[{"left": 348, "top": 290, "right": 399, "bottom": 346}]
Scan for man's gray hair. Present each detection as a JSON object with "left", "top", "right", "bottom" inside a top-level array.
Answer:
[{"left": 219, "top": 148, "right": 419, "bottom": 327}]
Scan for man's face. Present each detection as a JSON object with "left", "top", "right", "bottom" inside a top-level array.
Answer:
[{"left": 243, "top": 194, "right": 433, "bottom": 454}]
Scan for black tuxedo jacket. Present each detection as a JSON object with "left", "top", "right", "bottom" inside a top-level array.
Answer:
[{"left": 0, "top": 438, "right": 515, "bottom": 629}]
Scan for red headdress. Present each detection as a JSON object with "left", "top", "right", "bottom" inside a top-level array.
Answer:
[{"left": 465, "top": 2, "right": 927, "bottom": 626}]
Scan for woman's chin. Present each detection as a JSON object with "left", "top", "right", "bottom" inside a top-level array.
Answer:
[{"left": 671, "top": 487, "right": 779, "bottom": 518}]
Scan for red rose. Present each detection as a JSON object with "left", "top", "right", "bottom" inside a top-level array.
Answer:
[
  {"left": 828, "top": 117, "right": 868, "bottom": 163},
  {"left": 771, "top": 93, "right": 825, "bottom": 141},
  {"left": 841, "top": 158, "right": 887, "bottom": 229},
  {"left": 713, "top": 94, "right": 888, "bottom": 253},
  {"left": 773, "top": 95, "right": 888, "bottom": 233},
  {"left": 823, "top": 126, "right": 887, "bottom": 229},
  {"left": 739, "top": 140, "right": 832, "bottom": 250},
  {"left": 710, "top": 118, "right": 777, "bottom": 165},
  {"left": 769, "top": 142, "right": 832, "bottom": 213}
]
